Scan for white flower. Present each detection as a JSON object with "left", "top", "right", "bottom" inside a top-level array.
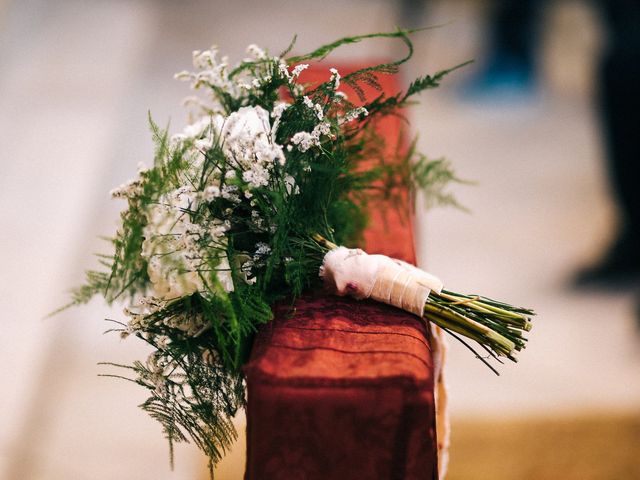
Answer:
[
  {"left": 176, "top": 48, "right": 240, "bottom": 105},
  {"left": 221, "top": 106, "right": 286, "bottom": 186},
  {"left": 252, "top": 242, "right": 271, "bottom": 266},
  {"left": 192, "top": 48, "right": 216, "bottom": 69},
  {"left": 313, "top": 121, "right": 331, "bottom": 136},
  {"left": 110, "top": 177, "right": 143, "bottom": 199},
  {"left": 221, "top": 184, "right": 240, "bottom": 203},
  {"left": 271, "top": 101, "right": 290, "bottom": 135},
  {"left": 222, "top": 105, "right": 271, "bottom": 147},
  {"left": 278, "top": 61, "right": 291, "bottom": 81},
  {"left": 160, "top": 310, "right": 209, "bottom": 337},
  {"left": 329, "top": 67, "right": 341, "bottom": 88},
  {"left": 171, "top": 115, "right": 224, "bottom": 146},
  {"left": 174, "top": 70, "right": 191, "bottom": 80},
  {"left": 210, "top": 219, "right": 229, "bottom": 239},
  {"left": 290, "top": 63, "right": 309, "bottom": 80},
  {"left": 255, "top": 242, "right": 271, "bottom": 256},
  {"left": 203, "top": 185, "right": 221, "bottom": 201},
  {"left": 155, "top": 335, "right": 170, "bottom": 349},
  {"left": 145, "top": 251, "right": 203, "bottom": 300},
  {"left": 250, "top": 209, "right": 268, "bottom": 231},
  {"left": 216, "top": 254, "right": 234, "bottom": 292},
  {"left": 290, "top": 121, "right": 331, "bottom": 152},
  {"left": 302, "top": 96, "right": 324, "bottom": 120},
  {"left": 303, "top": 96, "right": 314, "bottom": 109},
  {"left": 340, "top": 107, "right": 368, "bottom": 125},
  {"left": 284, "top": 175, "right": 299, "bottom": 195},
  {"left": 246, "top": 44, "right": 267, "bottom": 60},
  {"left": 141, "top": 189, "right": 205, "bottom": 299},
  {"left": 145, "top": 353, "right": 169, "bottom": 394},
  {"left": 242, "top": 164, "right": 270, "bottom": 187},
  {"left": 291, "top": 131, "right": 318, "bottom": 152}
]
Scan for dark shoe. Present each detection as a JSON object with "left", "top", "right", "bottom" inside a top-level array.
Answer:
[
  {"left": 636, "top": 291, "right": 640, "bottom": 332},
  {"left": 573, "top": 233, "right": 640, "bottom": 290},
  {"left": 459, "top": 57, "right": 537, "bottom": 103}
]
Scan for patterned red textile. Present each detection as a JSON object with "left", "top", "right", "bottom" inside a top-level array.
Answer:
[{"left": 243, "top": 64, "right": 438, "bottom": 479}]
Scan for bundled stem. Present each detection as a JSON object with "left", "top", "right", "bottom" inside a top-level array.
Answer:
[
  {"left": 314, "top": 234, "right": 535, "bottom": 374},
  {"left": 425, "top": 290, "right": 534, "bottom": 374}
]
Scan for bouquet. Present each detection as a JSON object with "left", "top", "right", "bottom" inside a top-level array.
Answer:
[{"left": 64, "top": 30, "right": 534, "bottom": 470}]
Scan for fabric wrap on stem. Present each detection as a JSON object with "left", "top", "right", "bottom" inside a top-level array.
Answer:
[{"left": 320, "top": 246, "right": 444, "bottom": 316}]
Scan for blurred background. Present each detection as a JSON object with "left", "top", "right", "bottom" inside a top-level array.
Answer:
[{"left": 1, "top": 0, "right": 639, "bottom": 479}]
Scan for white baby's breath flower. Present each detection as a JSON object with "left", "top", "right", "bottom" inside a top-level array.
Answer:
[
  {"left": 174, "top": 70, "right": 192, "bottom": 81},
  {"left": 203, "top": 185, "right": 221, "bottom": 201},
  {"left": 138, "top": 296, "right": 166, "bottom": 313},
  {"left": 329, "top": 67, "right": 341, "bottom": 88},
  {"left": 222, "top": 106, "right": 270, "bottom": 147},
  {"left": 284, "top": 175, "right": 299, "bottom": 195},
  {"left": 221, "top": 105, "right": 286, "bottom": 184},
  {"left": 301, "top": 96, "right": 324, "bottom": 120},
  {"left": 278, "top": 61, "right": 291, "bottom": 81},
  {"left": 290, "top": 63, "right": 309, "bottom": 80},
  {"left": 110, "top": 164, "right": 152, "bottom": 200},
  {"left": 290, "top": 131, "right": 319, "bottom": 152},
  {"left": 303, "top": 96, "right": 314, "bottom": 109},
  {"left": 253, "top": 242, "right": 272, "bottom": 266},
  {"left": 272, "top": 102, "right": 289, "bottom": 117},
  {"left": 195, "top": 137, "right": 213, "bottom": 150},
  {"left": 155, "top": 335, "right": 170, "bottom": 349},
  {"left": 216, "top": 254, "right": 234, "bottom": 292},
  {"left": 246, "top": 44, "right": 267, "bottom": 60},
  {"left": 110, "top": 177, "right": 144, "bottom": 199},
  {"left": 242, "top": 164, "right": 270, "bottom": 188},
  {"left": 290, "top": 120, "right": 332, "bottom": 152},
  {"left": 221, "top": 184, "right": 240, "bottom": 203},
  {"left": 192, "top": 48, "right": 217, "bottom": 69},
  {"left": 162, "top": 311, "right": 209, "bottom": 337},
  {"left": 178, "top": 48, "right": 241, "bottom": 105},
  {"left": 141, "top": 189, "right": 210, "bottom": 300},
  {"left": 339, "top": 106, "right": 369, "bottom": 125},
  {"left": 314, "top": 121, "right": 331, "bottom": 136},
  {"left": 271, "top": 101, "right": 290, "bottom": 135},
  {"left": 210, "top": 219, "right": 229, "bottom": 239},
  {"left": 170, "top": 115, "right": 224, "bottom": 147}
]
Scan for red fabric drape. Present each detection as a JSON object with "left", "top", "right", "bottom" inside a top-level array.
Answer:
[{"left": 244, "top": 64, "right": 438, "bottom": 479}]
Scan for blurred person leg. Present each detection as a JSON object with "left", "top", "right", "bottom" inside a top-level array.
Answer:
[
  {"left": 575, "top": 0, "right": 640, "bottom": 288},
  {"left": 461, "top": 0, "right": 543, "bottom": 99},
  {"left": 399, "top": 0, "right": 428, "bottom": 29}
]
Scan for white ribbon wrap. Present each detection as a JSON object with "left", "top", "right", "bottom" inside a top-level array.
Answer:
[{"left": 320, "top": 247, "right": 443, "bottom": 316}]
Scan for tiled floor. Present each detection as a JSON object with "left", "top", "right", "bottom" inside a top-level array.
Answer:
[{"left": 1, "top": 0, "right": 638, "bottom": 478}]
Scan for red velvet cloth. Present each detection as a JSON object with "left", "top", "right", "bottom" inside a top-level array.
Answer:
[{"left": 243, "top": 64, "right": 438, "bottom": 479}]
